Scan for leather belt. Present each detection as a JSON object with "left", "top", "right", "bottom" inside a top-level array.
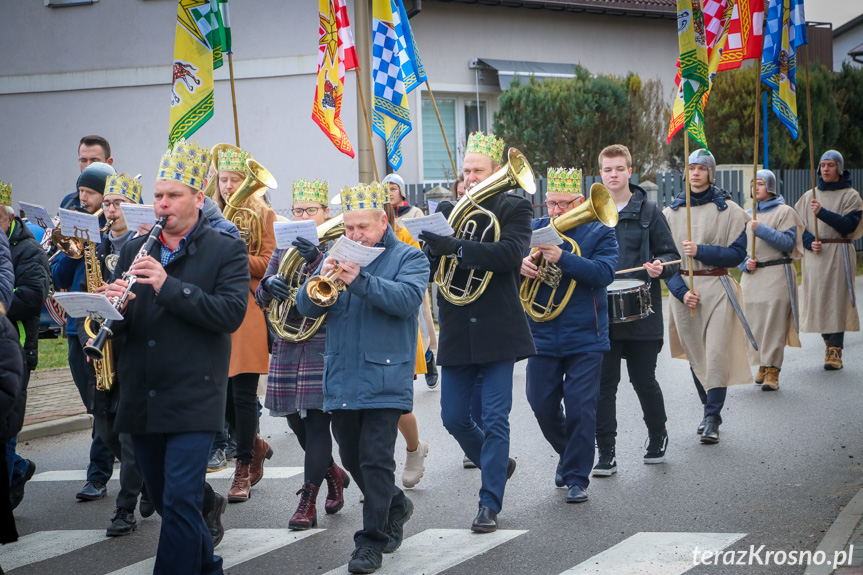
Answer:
[
  {"left": 756, "top": 257, "right": 792, "bottom": 268},
  {"left": 679, "top": 267, "right": 728, "bottom": 277},
  {"left": 819, "top": 238, "right": 852, "bottom": 244}
]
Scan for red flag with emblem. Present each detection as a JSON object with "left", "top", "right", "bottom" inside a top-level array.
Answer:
[
  {"left": 718, "top": 0, "right": 765, "bottom": 71},
  {"left": 312, "top": 0, "right": 358, "bottom": 157}
]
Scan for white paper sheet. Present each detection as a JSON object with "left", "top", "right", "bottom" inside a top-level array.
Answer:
[
  {"left": 328, "top": 236, "right": 385, "bottom": 267},
  {"left": 50, "top": 292, "right": 124, "bottom": 321},
  {"left": 400, "top": 212, "right": 455, "bottom": 241},
  {"left": 273, "top": 220, "right": 319, "bottom": 249},
  {"left": 529, "top": 225, "right": 563, "bottom": 248},
  {"left": 120, "top": 204, "right": 157, "bottom": 234},
  {"left": 18, "top": 202, "right": 55, "bottom": 229},
  {"left": 427, "top": 200, "right": 439, "bottom": 214},
  {"left": 58, "top": 208, "right": 102, "bottom": 244}
]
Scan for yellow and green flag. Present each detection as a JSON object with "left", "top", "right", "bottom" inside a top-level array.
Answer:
[
  {"left": 169, "top": 0, "right": 215, "bottom": 146},
  {"left": 675, "top": 0, "right": 711, "bottom": 147}
]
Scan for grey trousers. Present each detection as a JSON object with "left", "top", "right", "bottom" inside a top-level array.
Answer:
[{"left": 93, "top": 412, "right": 143, "bottom": 512}]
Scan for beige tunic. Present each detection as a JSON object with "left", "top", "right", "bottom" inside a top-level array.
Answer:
[
  {"left": 740, "top": 203, "right": 803, "bottom": 368},
  {"left": 663, "top": 199, "right": 753, "bottom": 390},
  {"left": 794, "top": 187, "right": 863, "bottom": 333}
]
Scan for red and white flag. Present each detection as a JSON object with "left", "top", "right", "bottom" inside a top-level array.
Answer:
[{"left": 718, "top": 0, "right": 765, "bottom": 70}]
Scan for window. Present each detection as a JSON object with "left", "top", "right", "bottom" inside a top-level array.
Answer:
[{"left": 421, "top": 94, "right": 490, "bottom": 182}]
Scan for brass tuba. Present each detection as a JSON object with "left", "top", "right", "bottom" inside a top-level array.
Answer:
[
  {"left": 268, "top": 214, "right": 345, "bottom": 341},
  {"left": 519, "top": 183, "right": 619, "bottom": 322},
  {"left": 434, "top": 148, "right": 536, "bottom": 306}
]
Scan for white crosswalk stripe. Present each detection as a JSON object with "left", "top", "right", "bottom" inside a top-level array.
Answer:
[
  {"left": 105, "top": 529, "right": 323, "bottom": 575},
  {"left": 322, "top": 528, "right": 528, "bottom": 575},
  {"left": 29, "top": 467, "right": 304, "bottom": 482},
  {"left": 558, "top": 532, "right": 747, "bottom": 575},
  {"left": 3, "top": 529, "right": 106, "bottom": 571}
]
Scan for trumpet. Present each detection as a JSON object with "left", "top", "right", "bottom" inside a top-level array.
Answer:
[
  {"left": 519, "top": 183, "right": 619, "bottom": 322},
  {"left": 306, "top": 265, "right": 345, "bottom": 307},
  {"left": 84, "top": 216, "right": 167, "bottom": 361}
]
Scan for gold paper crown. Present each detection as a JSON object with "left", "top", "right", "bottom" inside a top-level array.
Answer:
[
  {"left": 341, "top": 182, "right": 386, "bottom": 212},
  {"left": 547, "top": 168, "right": 583, "bottom": 195},
  {"left": 105, "top": 173, "right": 143, "bottom": 204},
  {"left": 157, "top": 138, "right": 210, "bottom": 191},
  {"left": 0, "top": 181, "right": 10, "bottom": 206},
  {"left": 217, "top": 147, "right": 251, "bottom": 174},
  {"left": 293, "top": 179, "right": 329, "bottom": 206},
  {"left": 465, "top": 131, "right": 505, "bottom": 165}
]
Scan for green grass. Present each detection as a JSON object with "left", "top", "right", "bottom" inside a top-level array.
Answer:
[{"left": 37, "top": 336, "right": 69, "bottom": 370}]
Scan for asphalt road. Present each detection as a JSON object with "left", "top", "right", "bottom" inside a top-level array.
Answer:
[{"left": 5, "top": 295, "right": 863, "bottom": 575}]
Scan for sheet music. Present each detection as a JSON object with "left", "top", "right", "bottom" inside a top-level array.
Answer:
[
  {"left": 400, "top": 212, "right": 455, "bottom": 241},
  {"left": 120, "top": 204, "right": 157, "bottom": 234},
  {"left": 50, "top": 292, "right": 124, "bottom": 321},
  {"left": 427, "top": 200, "right": 439, "bottom": 214},
  {"left": 58, "top": 208, "right": 102, "bottom": 244},
  {"left": 328, "top": 236, "right": 385, "bottom": 267},
  {"left": 18, "top": 202, "right": 55, "bottom": 229},
  {"left": 273, "top": 220, "right": 320, "bottom": 249},
  {"left": 529, "top": 225, "right": 563, "bottom": 248}
]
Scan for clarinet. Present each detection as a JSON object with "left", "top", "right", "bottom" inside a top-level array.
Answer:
[{"left": 84, "top": 216, "right": 168, "bottom": 361}]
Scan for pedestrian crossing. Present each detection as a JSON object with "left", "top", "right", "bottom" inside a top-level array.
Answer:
[
  {"left": 2, "top": 528, "right": 746, "bottom": 574},
  {"left": 29, "top": 466, "right": 304, "bottom": 482}
]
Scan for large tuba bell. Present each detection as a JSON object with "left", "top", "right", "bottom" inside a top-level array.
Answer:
[
  {"left": 434, "top": 148, "right": 536, "bottom": 306},
  {"left": 268, "top": 214, "right": 345, "bottom": 341},
  {"left": 519, "top": 183, "right": 619, "bottom": 322}
]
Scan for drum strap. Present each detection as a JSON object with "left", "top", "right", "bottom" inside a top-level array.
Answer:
[{"left": 638, "top": 202, "right": 652, "bottom": 267}]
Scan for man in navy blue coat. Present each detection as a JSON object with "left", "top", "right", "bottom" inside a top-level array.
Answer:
[{"left": 521, "top": 168, "right": 618, "bottom": 503}]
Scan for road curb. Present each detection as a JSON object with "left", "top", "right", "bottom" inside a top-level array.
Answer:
[
  {"left": 805, "top": 488, "right": 863, "bottom": 575},
  {"left": 18, "top": 414, "right": 93, "bottom": 442}
]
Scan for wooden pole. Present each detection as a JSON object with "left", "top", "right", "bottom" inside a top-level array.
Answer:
[
  {"left": 354, "top": 0, "right": 376, "bottom": 184},
  {"left": 228, "top": 53, "right": 240, "bottom": 147},
  {"left": 751, "top": 59, "right": 761, "bottom": 261},
  {"left": 353, "top": 67, "right": 379, "bottom": 182},
  {"left": 802, "top": 44, "right": 819, "bottom": 242},
  {"left": 616, "top": 259, "right": 682, "bottom": 275},
  {"left": 684, "top": 131, "right": 694, "bottom": 316},
  {"left": 425, "top": 81, "right": 459, "bottom": 181}
]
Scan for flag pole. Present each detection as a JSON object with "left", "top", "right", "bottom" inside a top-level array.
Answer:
[
  {"left": 227, "top": 52, "right": 240, "bottom": 147},
  {"left": 425, "top": 81, "right": 459, "bottom": 181},
  {"left": 353, "top": 66, "right": 379, "bottom": 182},
  {"left": 802, "top": 43, "right": 819, "bottom": 242},
  {"left": 751, "top": 59, "right": 761, "bottom": 262},
  {"left": 684, "top": 130, "right": 695, "bottom": 316}
]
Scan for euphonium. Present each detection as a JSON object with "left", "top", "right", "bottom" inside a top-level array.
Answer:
[
  {"left": 519, "top": 183, "right": 619, "bottom": 322},
  {"left": 49, "top": 207, "right": 105, "bottom": 260},
  {"left": 268, "top": 214, "right": 345, "bottom": 341},
  {"left": 435, "top": 148, "right": 536, "bottom": 306},
  {"left": 82, "top": 215, "right": 115, "bottom": 391}
]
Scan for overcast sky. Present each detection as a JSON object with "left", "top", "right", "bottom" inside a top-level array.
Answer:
[{"left": 806, "top": 0, "right": 859, "bottom": 29}]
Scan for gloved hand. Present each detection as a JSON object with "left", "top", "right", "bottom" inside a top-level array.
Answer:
[
  {"left": 263, "top": 275, "right": 292, "bottom": 302},
  {"left": 292, "top": 237, "right": 320, "bottom": 263},
  {"left": 420, "top": 232, "right": 459, "bottom": 257}
]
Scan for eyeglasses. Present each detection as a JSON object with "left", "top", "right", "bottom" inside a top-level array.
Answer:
[
  {"left": 291, "top": 206, "right": 323, "bottom": 216},
  {"left": 102, "top": 200, "right": 129, "bottom": 209},
  {"left": 545, "top": 198, "right": 580, "bottom": 210}
]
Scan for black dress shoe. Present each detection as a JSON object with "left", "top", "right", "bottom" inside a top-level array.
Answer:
[
  {"left": 383, "top": 497, "right": 414, "bottom": 553},
  {"left": 106, "top": 507, "right": 138, "bottom": 536},
  {"left": 696, "top": 417, "right": 707, "bottom": 435},
  {"left": 348, "top": 545, "right": 383, "bottom": 574},
  {"left": 566, "top": 484, "right": 589, "bottom": 503},
  {"left": 554, "top": 459, "right": 565, "bottom": 488},
  {"left": 471, "top": 504, "right": 499, "bottom": 533},
  {"left": 506, "top": 458, "right": 517, "bottom": 480},
  {"left": 10, "top": 459, "right": 36, "bottom": 510},
  {"left": 700, "top": 415, "right": 720, "bottom": 444},
  {"left": 76, "top": 481, "right": 107, "bottom": 501},
  {"left": 205, "top": 491, "right": 227, "bottom": 547},
  {"left": 139, "top": 493, "right": 156, "bottom": 518}
]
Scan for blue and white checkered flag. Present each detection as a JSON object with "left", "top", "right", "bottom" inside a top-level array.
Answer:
[{"left": 761, "top": 0, "right": 807, "bottom": 139}]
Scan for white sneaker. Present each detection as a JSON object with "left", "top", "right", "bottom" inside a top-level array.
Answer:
[{"left": 402, "top": 440, "right": 429, "bottom": 488}]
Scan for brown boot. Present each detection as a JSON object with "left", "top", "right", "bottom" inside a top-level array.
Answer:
[
  {"left": 289, "top": 483, "right": 319, "bottom": 530},
  {"left": 248, "top": 436, "right": 273, "bottom": 486},
  {"left": 227, "top": 461, "right": 251, "bottom": 502},
  {"left": 825, "top": 347, "right": 843, "bottom": 370},
  {"left": 755, "top": 366, "right": 766, "bottom": 384},
  {"left": 324, "top": 462, "right": 351, "bottom": 515},
  {"left": 762, "top": 367, "right": 780, "bottom": 391}
]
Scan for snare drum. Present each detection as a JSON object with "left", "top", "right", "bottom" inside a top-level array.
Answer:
[{"left": 607, "top": 280, "right": 652, "bottom": 323}]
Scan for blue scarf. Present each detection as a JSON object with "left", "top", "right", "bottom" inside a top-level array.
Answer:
[
  {"left": 749, "top": 194, "right": 786, "bottom": 215},
  {"left": 669, "top": 184, "right": 731, "bottom": 211},
  {"left": 818, "top": 170, "right": 853, "bottom": 192}
]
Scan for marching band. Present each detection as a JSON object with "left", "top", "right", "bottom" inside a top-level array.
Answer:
[{"left": 1, "top": 131, "right": 861, "bottom": 574}]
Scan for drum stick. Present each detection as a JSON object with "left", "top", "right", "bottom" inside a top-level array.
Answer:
[{"left": 615, "top": 259, "right": 683, "bottom": 275}]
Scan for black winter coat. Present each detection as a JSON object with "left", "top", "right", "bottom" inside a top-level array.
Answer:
[
  {"left": 6, "top": 217, "right": 50, "bottom": 370},
  {"left": 0, "top": 314, "right": 26, "bottom": 442},
  {"left": 112, "top": 214, "right": 249, "bottom": 434},
  {"left": 609, "top": 185, "right": 680, "bottom": 341},
  {"left": 428, "top": 193, "right": 536, "bottom": 365}
]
